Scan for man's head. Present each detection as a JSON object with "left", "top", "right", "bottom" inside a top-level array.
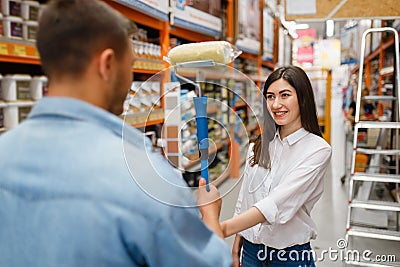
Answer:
[{"left": 37, "top": 0, "right": 137, "bottom": 114}]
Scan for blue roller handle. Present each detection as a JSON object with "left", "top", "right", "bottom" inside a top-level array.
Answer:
[{"left": 193, "top": 96, "right": 210, "bottom": 192}]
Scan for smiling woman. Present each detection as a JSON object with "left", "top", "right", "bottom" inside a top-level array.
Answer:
[
  {"left": 198, "top": 66, "right": 332, "bottom": 267},
  {"left": 263, "top": 66, "right": 322, "bottom": 139},
  {"left": 265, "top": 79, "right": 301, "bottom": 139}
]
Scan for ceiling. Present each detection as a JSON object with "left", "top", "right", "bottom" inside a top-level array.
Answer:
[
  {"left": 285, "top": 0, "right": 400, "bottom": 22},
  {"left": 283, "top": 0, "right": 397, "bottom": 39}
]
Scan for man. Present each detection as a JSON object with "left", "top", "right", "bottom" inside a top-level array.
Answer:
[{"left": 0, "top": 0, "right": 231, "bottom": 266}]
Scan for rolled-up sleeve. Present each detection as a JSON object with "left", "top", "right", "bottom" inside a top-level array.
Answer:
[{"left": 253, "top": 146, "right": 331, "bottom": 225}]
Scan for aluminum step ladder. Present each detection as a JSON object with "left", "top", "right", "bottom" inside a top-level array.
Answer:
[{"left": 345, "top": 27, "right": 400, "bottom": 267}]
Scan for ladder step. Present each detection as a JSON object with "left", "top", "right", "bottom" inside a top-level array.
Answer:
[
  {"left": 356, "top": 121, "right": 400, "bottom": 129},
  {"left": 346, "top": 260, "right": 400, "bottom": 267},
  {"left": 347, "top": 226, "right": 400, "bottom": 241},
  {"left": 352, "top": 173, "right": 400, "bottom": 183},
  {"left": 356, "top": 148, "right": 400, "bottom": 155},
  {"left": 350, "top": 200, "right": 400, "bottom": 212},
  {"left": 363, "top": 95, "right": 397, "bottom": 101}
]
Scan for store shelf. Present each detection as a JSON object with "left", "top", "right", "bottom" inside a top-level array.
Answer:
[
  {"left": 240, "top": 51, "right": 259, "bottom": 61},
  {"left": 133, "top": 68, "right": 162, "bottom": 75},
  {"left": 0, "top": 38, "right": 40, "bottom": 65},
  {"left": 379, "top": 66, "right": 394, "bottom": 76},
  {"left": 133, "top": 58, "right": 165, "bottom": 73},
  {"left": 123, "top": 109, "right": 164, "bottom": 127},
  {"left": 176, "top": 68, "right": 253, "bottom": 82},
  {"left": 234, "top": 99, "right": 246, "bottom": 109},
  {"left": 103, "top": 0, "right": 166, "bottom": 30},
  {"left": 183, "top": 141, "right": 224, "bottom": 170},
  {"left": 0, "top": 101, "right": 7, "bottom": 108},
  {"left": 262, "top": 60, "right": 275, "bottom": 69},
  {"left": 0, "top": 100, "right": 36, "bottom": 107},
  {"left": 169, "top": 26, "right": 216, "bottom": 43}
]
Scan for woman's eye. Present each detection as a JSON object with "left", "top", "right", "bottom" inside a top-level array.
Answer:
[
  {"left": 281, "top": 93, "right": 290, "bottom": 98},
  {"left": 266, "top": 95, "right": 275, "bottom": 99}
]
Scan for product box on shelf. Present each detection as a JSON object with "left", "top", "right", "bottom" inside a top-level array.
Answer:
[
  {"left": 3, "top": 16, "right": 23, "bottom": 39},
  {"left": 140, "top": 96, "right": 152, "bottom": 111},
  {"left": 21, "top": 0, "right": 39, "bottom": 21},
  {"left": 22, "top": 20, "right": 37, "bottom": 41},
  {"left": 129, "top": 81, "right": 161, "bottom": 112},
  {"left": 0, "top": 13, "right": 3, "bottom": 36},
  {"left": 30, "top": 76, "right": 47, "bottom": 100},
  {"left": 127, "top": 95, "right": 141, "bottom": 113},
  {"left": 18, "top": 105, "right": 31, "bottom": 122},
  {"left": 2, "top": 74, "right": 32, "bottom": 101},
  {"left": 141, "top": 82, "right": 153, "bottom": 96},
  {"left": 3, "top": 103, "right": 32, "bottom": 129},
  {"left": 2, "top": 0, "right": 22, "bottom": 17},
  {"left": 151, "top": 82, "right": 161, "bottom": 94},
  {"left": 130, "top": 81, "right": 141, "bottom": 95}
]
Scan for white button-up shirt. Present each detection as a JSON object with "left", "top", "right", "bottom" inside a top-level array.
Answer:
[{"left": 234, "top": 128, "right": 331, "bottom": 249}]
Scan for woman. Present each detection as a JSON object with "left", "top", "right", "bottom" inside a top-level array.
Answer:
[{"left": 199, "top": 66, "right": 331, "bottom": 267}]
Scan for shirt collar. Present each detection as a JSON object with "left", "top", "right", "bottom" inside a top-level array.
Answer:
[
  {"left": 28, "top": 97, "right": 148, "bottom": 148},
  {"left": 274, "top": 127, "right": 309, "bottom": 146}
]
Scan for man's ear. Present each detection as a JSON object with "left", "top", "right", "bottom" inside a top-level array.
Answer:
[{"left": 98, "top": 48, "right": 115, "bottom": 82}]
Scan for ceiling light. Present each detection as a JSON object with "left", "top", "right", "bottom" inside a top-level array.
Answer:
[
  {"left": 294, "top": 24, "right": 310, "bottom": 30},
  {"left": 326, "top": 20, "right": 334, "bottom": 37}
]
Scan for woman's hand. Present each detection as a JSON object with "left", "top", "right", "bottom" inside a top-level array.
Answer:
[{"left": 232, "top": 234, "right": 243, "bottom": 267}]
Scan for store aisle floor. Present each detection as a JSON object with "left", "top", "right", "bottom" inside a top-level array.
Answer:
[{"left": 218, "top": 163, "right": 400, "bottom": 266}]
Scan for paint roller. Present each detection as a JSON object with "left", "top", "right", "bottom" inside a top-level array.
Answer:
[{"left": 165, "top": 41, "right": 241, "bottom": 191}]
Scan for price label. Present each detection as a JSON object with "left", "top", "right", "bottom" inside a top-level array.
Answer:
[
  {"left": 13, "top": 45, "right": 27, "bottom": 57},
  {"left": 0, "top": 43, "right": 9, "bottom": 55},
  {"left": 33, "top": 48, "right": 39, "bottom": 58}
]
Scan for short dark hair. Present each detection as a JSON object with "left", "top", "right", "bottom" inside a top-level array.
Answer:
[
  {"left": 37, "top": 0, "right": 137, "bottom": 78},
  {"left": 263, "top": 66, "right": 322, "bottom": 137}
]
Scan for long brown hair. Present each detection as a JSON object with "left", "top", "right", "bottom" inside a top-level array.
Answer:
[{"left": 250, "top": 66, "right": 322, "bottom": 167}]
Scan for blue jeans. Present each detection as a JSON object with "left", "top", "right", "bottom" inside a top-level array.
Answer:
[{"left": 242, "top": 239, "right": 316, "bottom": 267}]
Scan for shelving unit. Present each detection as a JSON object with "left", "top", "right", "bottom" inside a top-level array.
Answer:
[
  {"left": 304, "top": 67, "right": 332, "bottom": 143},
  {"left": 0, "top": 38, "right": 40, "bottom": 65},
  {"left": 351, "top": 25, "right": 400, "bottom": 117}
]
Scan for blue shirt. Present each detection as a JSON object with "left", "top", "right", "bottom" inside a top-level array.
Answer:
[{"left": 0, "top": 97, "right": 232, "bottom": 267}]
